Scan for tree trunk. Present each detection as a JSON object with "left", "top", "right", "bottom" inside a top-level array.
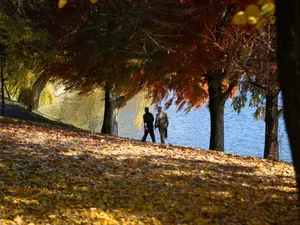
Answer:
[
  {"left": 4, "top": 83, "right": 11, "bottom": 100},
  {"left": 264, "top": 94, "right": 279, "bottom": 160},
  {"left": 276, "top": 0, "right": 300, "bottom": 197},
  {"left": 208, "top": 76, "right": 225, "bottom": 152},
  {"left": 30, "top": 73, "right": 51, "bottom": 111},
  {"left": 0, "top": 57, "right": 5, "bottom": 116},
  {"left": 209, "top": 96, "right": 225, "bottom": 151},
  {"left": 101, "top": 83, "right": 119, "bottom": 136}
]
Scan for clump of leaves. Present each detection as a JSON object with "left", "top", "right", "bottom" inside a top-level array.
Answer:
[{"left": 232, "top": 0, "right": 275, "bottom": 28}]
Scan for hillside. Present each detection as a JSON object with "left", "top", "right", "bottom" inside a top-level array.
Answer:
[
  {"left": 0, "top": 101, "right": 80, "bottom": 130},
  {"left": 0, "top": 118, "right": 298, "bottom": 224}
]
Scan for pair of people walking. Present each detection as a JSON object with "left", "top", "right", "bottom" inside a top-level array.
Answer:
[{"left": 141, "top": 106, "right": 169, "bottom": 144}]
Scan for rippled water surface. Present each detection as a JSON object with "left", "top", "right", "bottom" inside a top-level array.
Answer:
[{"left": 118, "top": 97, "right": 292, "bottom": 162}]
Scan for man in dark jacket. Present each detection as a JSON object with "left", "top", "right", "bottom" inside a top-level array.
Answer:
[{"left": 141, "top": 107, "right": 156, "bottom": 143}]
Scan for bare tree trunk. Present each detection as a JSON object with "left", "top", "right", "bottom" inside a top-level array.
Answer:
[
  {"left": 276, "top": 0, "right": 300, "bottom": 198},
  {"left": 208, "top": 75, "right": 226, "bottom": 152},
  {"left": 207, "top": 73, "right": 236, "bottom": 152},
  {"left": 208, "top": 94, "right": 225, "bottom": 151},
  {"left": 101, "top": 83, "right": 119, "bottom": 136},
  {"left": 30, "top": 73, "right": 52, "bottom": 111},
  {"left": 0, "top": 57, "right": 4, "bottom": 116},
  {"left": 100, "top": 78, "right": 141, "bottom": 136},
  {"left": 264, "top": 94, "right": 279, "bottom": 160},
  {"left": 4, "top": 83, "right": 10, "bottom": 100}
]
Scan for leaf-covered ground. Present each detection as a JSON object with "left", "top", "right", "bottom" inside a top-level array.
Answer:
[{"left": 0, "top": 118, "right": 299, "bottom": 224}]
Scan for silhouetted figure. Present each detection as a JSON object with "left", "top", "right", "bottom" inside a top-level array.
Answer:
[
  {"left": 155, "top": 106, "right": 169, "bottom": 144},
  {"left": 141, "top": 107, "right": 156, "bottom": 143}
]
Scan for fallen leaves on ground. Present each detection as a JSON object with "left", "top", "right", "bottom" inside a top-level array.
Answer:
[{"left": 0, "top": 118, "right": 298, "bottom": 224}]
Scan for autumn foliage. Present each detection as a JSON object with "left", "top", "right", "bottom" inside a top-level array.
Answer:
[{"left": 143, "top": 1, "right": 256, "bottom": 110}]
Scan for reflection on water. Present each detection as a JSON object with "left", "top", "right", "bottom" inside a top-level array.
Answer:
[{"left": 119, "top": 97, "right": 292, "bottom": 163}]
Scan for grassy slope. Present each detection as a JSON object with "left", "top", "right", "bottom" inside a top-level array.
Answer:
[
  {"left": 0, "top": 118, "right": 298, "bottom": 225},
  {"left": 0, "top": 100, "right": 80, "bottom": 130}
]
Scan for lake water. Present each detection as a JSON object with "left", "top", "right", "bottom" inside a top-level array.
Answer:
[{"left": 118, "top": 96, "right": 292, "bottom": 163}]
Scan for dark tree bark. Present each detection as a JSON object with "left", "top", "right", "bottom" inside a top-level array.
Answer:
[
  {"left": 30, "top": 73, "right": 52, "bottom": 111},
  {"left": 101, "top": 83, "right": 119, "bottom": 136},
  {"left": 207, "top": 74, "right": 236, "bottom": 152},
  {"left": 101, "top": 78, "right": 142, "bottom": 136},
  {"left": 264, "top": 94, "right": 279, "bottom": 160},
  {"left": 276, "top": 0, "right": 300, "bottom": 197},
  {"left": 208, "top": 93, "right": 225, "bottom": 151},
  {"left": 4, "top": 82, "right": 11, "bottom": 100},
  {"left": 0, "top": 57, "right": 4, "bottom": 116}
]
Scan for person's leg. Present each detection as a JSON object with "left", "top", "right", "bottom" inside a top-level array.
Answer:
[
  {"left": 159, "top": 127, "right": 165, "bottom": 144},
  {"left": 141, "top": 130, "right": 149, "bottom": 142},
  {"left": 149, "top": 129, "right": 156, "bottom": 143}
]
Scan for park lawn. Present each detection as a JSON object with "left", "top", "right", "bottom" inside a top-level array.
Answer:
[{"left": 0, "top": 118, "right": 298, "bottom": 225}]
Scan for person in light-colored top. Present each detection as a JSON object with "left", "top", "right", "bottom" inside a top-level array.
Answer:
[{"left": 155, "top": 106, "right": 169, "bottom": 144}]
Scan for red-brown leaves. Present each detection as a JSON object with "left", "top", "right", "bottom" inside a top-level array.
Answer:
[{"left": 147, "top": 2, "right": 254, "bottom": 109}]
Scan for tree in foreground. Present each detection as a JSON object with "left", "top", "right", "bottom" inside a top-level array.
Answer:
[
  {"left": 233, "top": 0, "right": 300, "bottom": 203},
  {"left": 275, "top": 0, "right": 300, "bottom": 200}
]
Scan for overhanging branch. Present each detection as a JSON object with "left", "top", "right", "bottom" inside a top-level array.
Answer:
[
  {"left": 276, "top": 107, "right": 284, "bottom": 121},
  {"left": 222, "top": 80, "right": 237, "bottom": 102}
]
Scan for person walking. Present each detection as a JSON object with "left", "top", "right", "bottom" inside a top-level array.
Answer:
[
  {"left": 155, "top": 106, "right": 169, "bottom": 144},
  {"left": 141, "top": 107, "right": 156, "bottom": 143}
]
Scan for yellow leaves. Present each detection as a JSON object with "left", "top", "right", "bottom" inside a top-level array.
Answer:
[
  {"left": 261, "top": 2, "right": 276, "bottom": 17},
  {"left": 58, "top": 0, "right": 99, "bottom": 8},
  {"left": 58, "top": 0, "right": 67, "bottom": 8},
  {"left": 255, "top": 17, "right": 268, "bottom": 29},
  {"left": 176, "top": 180, "right": 186, "bottom": 188},
  {"left": 89, "top": 209, "right": 119, "bottom": 224},
  {"left": 89, "top": 0, "right": 99, "bottom": 4},
  {"left": 81, "top": 186, "right": 87, "bottom": 191},
  {"left": 245, "top": 5, "right": 261, "bottom": 24},
  {"left": 14, "top": 216, "right": 23, "bottom": 224},
  {"left": 56, "top": 183, "right": 68, "bottom": 189},
  {"left": 0, "top": 165, "right": 9, "bottom": 173},
  {"left": 48, "top": 215, "right": 56, "bottom": 219},
  {"left": 4, "top": 196, "right": 39, "bottom": 205},
  {"left": 0, "top": 119, "right": 298, "bottom": 224},
  {"left": 90, "top": 210, "right": 98, "bottom": 218},
  {"left": 232, "top": 11, "right": 247, "bottom": 25},
  {"left": 232, "top": 0, "right": 275, "bottom": 28}
]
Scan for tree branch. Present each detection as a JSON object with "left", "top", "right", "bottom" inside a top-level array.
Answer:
[
  {"left": 276, "top": 107, "right": 284, "bottom": 121},
  {"left": 245, "top": 74, "right": 267, "bottom": 92},
  {"left": 215, "top": 5, "right": 236, "bottom": 42},
  {"left": 221, "top": 80, "right": 237, "bottom": 102},
  {"left": 113, "top": 80, "right": 145, "bottom": 107},
  {"left": 141, "top": 28, "right": 176, "bottom": 53}
]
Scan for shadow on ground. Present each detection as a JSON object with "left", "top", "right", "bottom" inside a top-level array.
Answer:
[{"left": 0, "top": 122, "right": 298, "bottom": 224}]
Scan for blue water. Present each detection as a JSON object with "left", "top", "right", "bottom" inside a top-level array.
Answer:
[{"left": 118, "top": 98, "right": 292, "bottom": 163}]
